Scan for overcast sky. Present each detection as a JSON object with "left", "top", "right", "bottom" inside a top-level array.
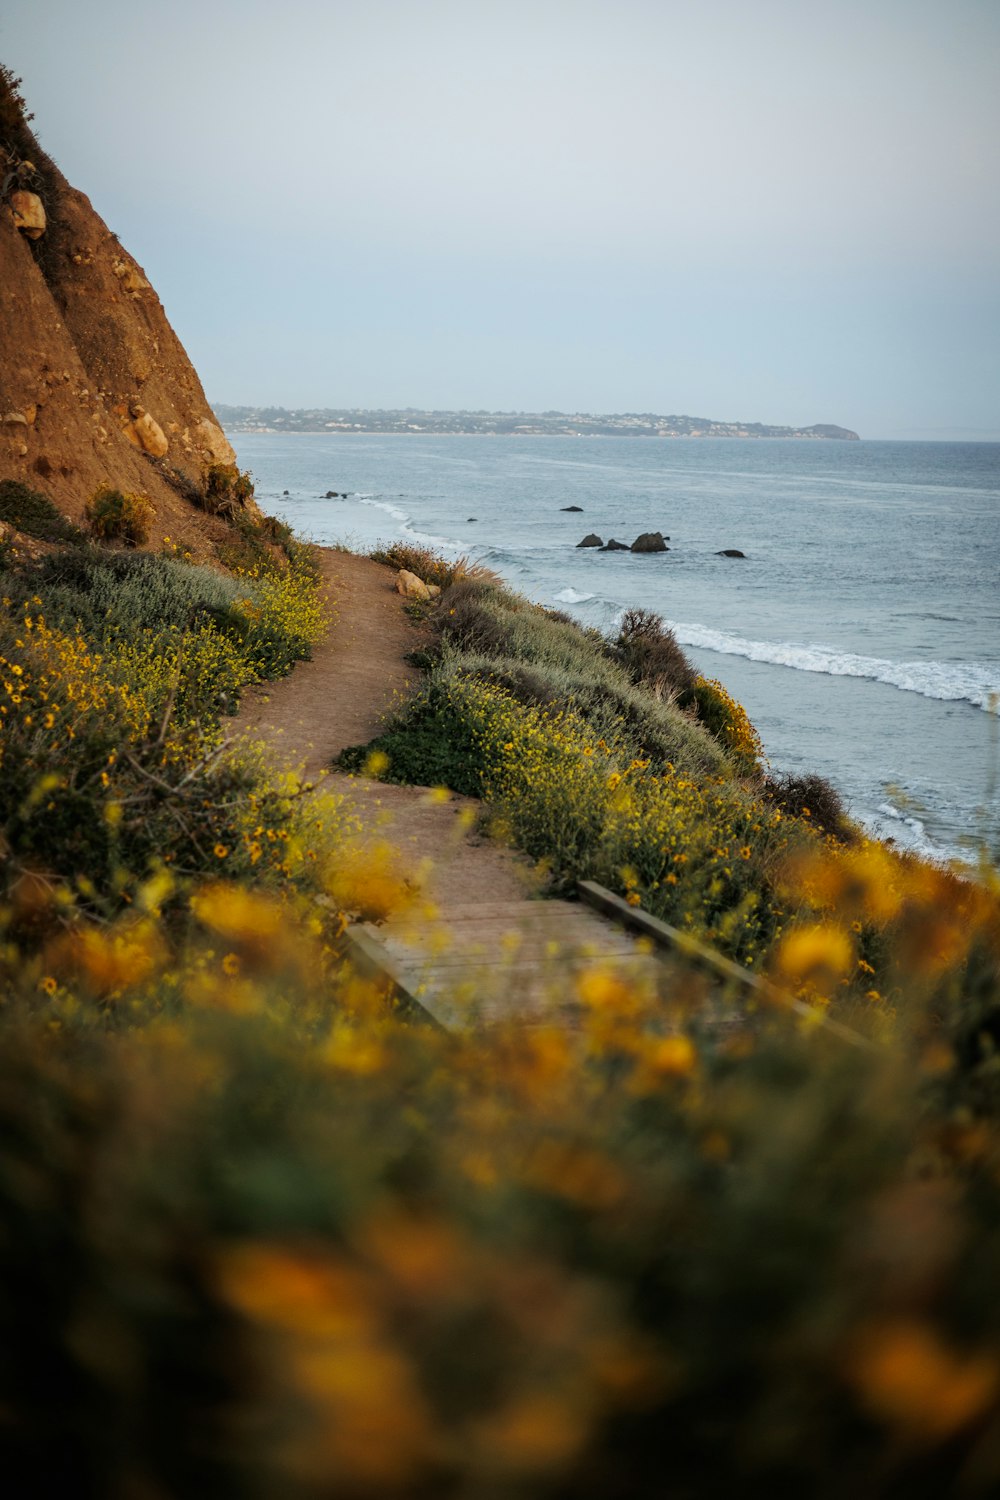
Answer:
[{"left": 4, "top": 0, "right": 999, "bottom": 437}]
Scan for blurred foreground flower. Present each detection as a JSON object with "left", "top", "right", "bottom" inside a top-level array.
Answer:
[
  {"left": 774, "top": 921, "right": 854, "bottom": 990},
  {"left": 46, "top": 917, "right": 165, "bottom": 997},
  {"left": 846, "top": 1319, "right": 998, "bottom": 1443},
  {"left": 324, "top": 838, "right": 415, "bottom": 922}
]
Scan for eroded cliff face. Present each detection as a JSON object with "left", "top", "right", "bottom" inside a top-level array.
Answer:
[{"left": 0, "top": 68, "right": 245, "bottom": 553}]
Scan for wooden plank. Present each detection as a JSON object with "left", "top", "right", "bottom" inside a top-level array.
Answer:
[
  {"left": 347, "top": 894, "right": 666, "bottom": 1032},
  {"left": 576, "top": 880, "right": 877, "bottom": 1052},
  {"left": 342, "top": 926, "right": 446, "bottom": 1029}
]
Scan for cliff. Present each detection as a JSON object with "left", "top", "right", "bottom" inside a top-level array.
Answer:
[{"left": 0, "top": 66, "right": 246, "bottom": 555}]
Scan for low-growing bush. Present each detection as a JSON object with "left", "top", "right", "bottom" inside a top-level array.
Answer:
[
  {"left": 615, "top": 605, "right": 696, "bottom": 699},
  {"left": 30, "top": 549, "right": 322, "bottom": 682},
  {"left": 687, "top": 674, "right": 766, "bottom": 779},
  {"left": 337, "top": 678, "right": 485, "bottom": 796},
  {"left": 215, "top": 509, "right": 310, "bottom": 575},
  {"left": 85, "top": 484, "right": 153, "bottom": 546},
  {"left": 202, "top": 462, "right": 256, "bottom": 516},
  {"left": 765, "top": 770, "right": 856, "bottom": 841},
  {"left": 0, "top": 538, "right": 327, "bottom": 926},
  {"left": 0, "top": 479, "right": 84, "bottom": 543},
  {"left": 35, "top": 549, "right": 250, "bottom": 635},
  {"left": 369, "top": 540, "right": 475, "bottom": 590},
  {"left": 437, "top": 577, "right": 521, "bottom": 655},
  {"left": 430, "top": 581, "right": 733, "bottom": 780}
]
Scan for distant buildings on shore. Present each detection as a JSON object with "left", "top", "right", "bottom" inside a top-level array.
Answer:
[{"left": 215, "top": 405, "right": 860, "bottom": 441}]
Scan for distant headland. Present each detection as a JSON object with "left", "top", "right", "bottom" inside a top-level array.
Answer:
[{"left": 215, "top": 405, "right": 860, "bottom": 441}]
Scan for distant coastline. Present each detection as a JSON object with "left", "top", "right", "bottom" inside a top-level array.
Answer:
[{"left": 215, "top": 405, "right": 860, "bottom": 441}]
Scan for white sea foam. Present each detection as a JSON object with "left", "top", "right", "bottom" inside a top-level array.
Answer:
[
  {"left": 358, "top": 496, "right": 466, "bottom": 551},
  {"left": 667, "top": 622, "right": 1000, "bottom": 713},
  {"left": 401, "top": 524, "right": 467, "bottom": 551},
  {"left": 554, "top": 587, "right": 596, "bottom": 604},
  {"left": 359, "top": 497, "right": 409, "bottom": 524},
  {"left": 862, "top": 801, "right": 975, "bottom": 866}
]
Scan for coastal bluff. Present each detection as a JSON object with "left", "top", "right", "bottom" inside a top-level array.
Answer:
[{"left": 0, "top": 65, "right": 238, "bottom": 553}]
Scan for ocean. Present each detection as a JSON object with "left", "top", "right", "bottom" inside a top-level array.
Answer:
[{"left": 228, "top": 432, "right": 1000, "bottom": 865}]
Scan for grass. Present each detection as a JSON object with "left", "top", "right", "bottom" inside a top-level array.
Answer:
[
  {"left": 368, "top": 538, "right": 479, "bottom": 590},
  {"left": 336, "top": 572, "right": 996, "bottom": 1025},
  {"left": 0, "top": 538, "right": 327, "bottom": 920},
  {"left": 0, "top": 479, "right": 85, "bottom": 544},
  {"left": 1, "top": 533, "right": 999, "bottom": 1495},
  {"left": 85, "top": 484, "right": 154, "bottom": 546}
]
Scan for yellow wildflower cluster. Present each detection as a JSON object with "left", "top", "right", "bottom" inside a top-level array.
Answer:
[
  {"left": 0, "top": 613, "right": 152, "bottom": 759},
  {"left": 693, "top": 675, "right": 767, "bottom": 776},
  {"left": 425, "top": 673, "right": 788, "bottom": 966},
  {"left": 233, "top": 560, "right": 326, "bottom": 664}
]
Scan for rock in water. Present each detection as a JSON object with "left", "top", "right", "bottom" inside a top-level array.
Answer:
[
  {"left": 576, "top": 533, "right": 603, "bottom": 548},
  {"left": 717, "top": 549, "right": 746, "bottom": 558},
  {"left": 561, "top": 504, "right": 584, "bottom": 512},
  {"left": 630, "top": 532, "right": 669, "bottom": 553},
  {"left": 600, "top": 539, "right": 629, "bottom": 551}
]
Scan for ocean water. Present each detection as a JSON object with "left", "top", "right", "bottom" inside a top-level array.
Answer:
[{"left": 229, "top": 432, "right": 1000, "bottom": 864}]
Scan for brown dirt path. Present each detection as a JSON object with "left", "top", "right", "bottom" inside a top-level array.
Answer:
[
  {"left": 229, "top": 548, "right": 535, "bottom": 907},
  {"left": 231, "top": 548, "right": 423, "bottom": 778}
]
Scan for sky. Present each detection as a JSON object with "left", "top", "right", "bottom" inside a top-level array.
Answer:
[{"left": 3, "top": 0, "right": 999, "bottom": 438}]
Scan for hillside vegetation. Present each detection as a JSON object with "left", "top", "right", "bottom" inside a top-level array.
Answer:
[{"left": 2, "top": 514, "right": 999, "bottom": 1495}]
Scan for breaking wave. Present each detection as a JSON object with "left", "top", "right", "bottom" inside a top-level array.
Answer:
[
  {"left": 554, "top": 587, "right": 596, "bottom": 605},
  {"left": 668, "top": 622, "right": 1000, "bottom": 713}
]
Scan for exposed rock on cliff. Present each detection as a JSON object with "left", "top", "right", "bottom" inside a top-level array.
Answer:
[{"left": 0, "top": 66, "right": 244, "bottom": 555}]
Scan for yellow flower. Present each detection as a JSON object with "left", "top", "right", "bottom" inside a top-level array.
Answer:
[
  {"left": 577, "top": 967, "right": 635, "bottom": 1012},
  {"left": 363, "top": 747, "right": 390, "bottom": 778},
  {"left": 648, "top": 1035, "right": 697, "bottom": 1077},
  {"left": 846, "top": 1320, "right": 998, "bottom": 1441},
  {"left": 213, "top": 843, "right": 229, "bottom": 859},
  {"left": 191, "top": 883, "right": 284, "bottom": 948},
  {"left": 774, "top": 922, "right": 854, "bottom": 985},
  {"left": 48, "top": 919, "right": 164, "bottom": 997},
  {"left": 325, "top": 840, "right": 413, "bottom": 922}
]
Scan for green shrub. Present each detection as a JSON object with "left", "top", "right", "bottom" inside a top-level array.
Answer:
[
  {"left": 215, "top": 510, "right": 289, "bottom": 573},
  {"left": 687, "top": 675, "right": 766, "bottom": 778},
  {"left": 85, "top": 485, "right": 153, "bottom": 546},
  {"left": 35, "top": 550, "right": 251, "bottom": 637},
  {"left": 615, "top": 605, "right": 696, "bottom": 698},
  {"left": 0, "top": 544, "right": 327, "bottom": 926},
  {"left": 431, "top": 580, "right": 731, "bottom": 780},
  {"left": 369, "top": 540, "right": 475, "bottom": 590},
  {"left": 0, "top": 479, "right": 84, "bottom": 543},
  {"left": 437, "top": 578, "right": 520, "bottom": 655},
  {"left": 764, "top": 771, "right": 856, "bottom": 842},
  {"left": 202, "top": 462, "right": 256, "bottom": 517},
  {"left": 337, "top": 678, "right": 486, "bottom": 796},
  {"left": 29, "top": 548, "right": 323, "bottom": 690}
]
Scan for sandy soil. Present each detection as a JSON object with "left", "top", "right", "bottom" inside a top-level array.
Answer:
[{"left": 231, "top": 548, "right": 425, "bottom": 776}]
